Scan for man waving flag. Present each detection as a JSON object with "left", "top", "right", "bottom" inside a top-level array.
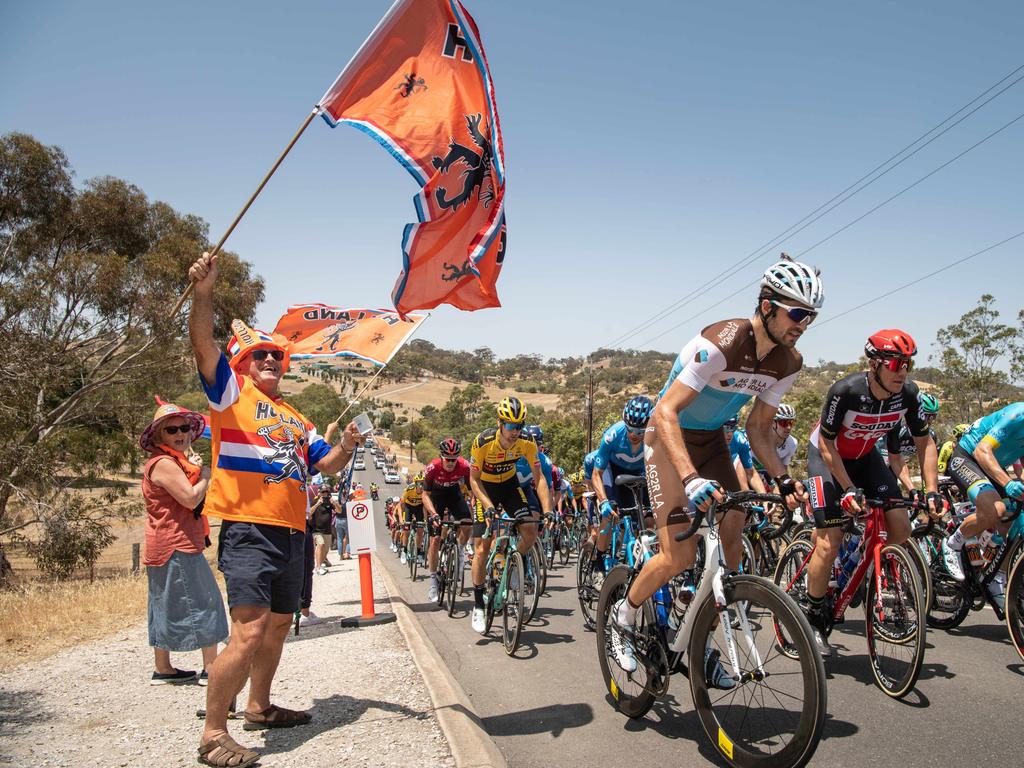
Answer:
[{"left": 319, "top": 0, "right": 506, "bottom": 316}]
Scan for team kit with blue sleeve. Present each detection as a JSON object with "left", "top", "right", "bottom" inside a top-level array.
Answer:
[
  {"left": 950, "top": 402, "right": 1024, "bottom": 501},
  {"left": 593, "top": 421, "right": 648, "bottom": 507},
  {"left": 649, "top": 318, "right": 802, "bottom": 526},
  {"left": 729, "top": 429, "right": 754, "bottom": 470},
  {"left": 517, "top": 450, "right": 554, "bottom": 511}
]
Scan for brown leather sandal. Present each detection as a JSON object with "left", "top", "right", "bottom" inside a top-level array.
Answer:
[
  {"left": 242, "top": 704, "right": 312, "bottom": 731},
  {"left": 197, "top": 733, "right": 260, "bottom": 767}
]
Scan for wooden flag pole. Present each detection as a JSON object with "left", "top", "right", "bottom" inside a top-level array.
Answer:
[
  {"left": 170, "top": 106, "right": 321, "bottom": 317},
  {"left": 333, "top": 313, "right": 431, "bottom": 426}
]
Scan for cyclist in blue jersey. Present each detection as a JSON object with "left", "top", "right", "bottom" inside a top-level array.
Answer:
[
  {"left": 610, "top": 256, "right": 822, "bottom": 676},
  {"left": 589, "top": 396, "right": 654, "bottom": 572},
  {"left": 724, "top": 416, "right": 768, "bottom": 493},
  {"left": 582, "top": 449, "right": 599, "bottom": 526},
  {"left": 516, "top": 425, "right": 554, "bottom": 512},
  {"left": 941, "top": 402, "right": 1024, "bottom": 581}
]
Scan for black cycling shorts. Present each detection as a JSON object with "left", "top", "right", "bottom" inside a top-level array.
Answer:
[
  {"left": 472, "top": 479, "right": 531, "bottom": 538},
  {"left": 805, "top": 444, "right": 901, "bottom": 529},
  {"left": 947, "top": 444, "right": 1004, "bottom": 501},
  {"left": 402, "top": 502, "right": 425, "bottom": 524}
]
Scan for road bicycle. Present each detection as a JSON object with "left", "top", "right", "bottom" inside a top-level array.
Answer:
[
  {"left": 774, "top": 496, "right": 927, "bottom": 699},
  {"left": 578, "top": 475, "right": 652, "bottom": 629},
  {"left": 597, "top": 491, "right": 825, "bottom": 768},
  {"left": 481, "top": 510, "right": 542, "bottom": 655},
  {"left": 402, "top": 520, "right": 428, "bottom": 582},
  {"left": 434, "top": 518, "right": 473, "bottom": 616}
]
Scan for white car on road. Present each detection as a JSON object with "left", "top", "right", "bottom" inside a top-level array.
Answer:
[
  {"left": 353, "top": 460, "right": 366, "bottom": 470},
  {"left": 384, "top": 471, "right": 401, "bottom": 484}
]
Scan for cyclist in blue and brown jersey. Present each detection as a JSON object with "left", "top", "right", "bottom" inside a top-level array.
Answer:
[
  {"left": 803, "top": 329, "right": 941, "bottom": 656},
  {"left": 610, "top": 256, "right": 822, "bottom": 679}
]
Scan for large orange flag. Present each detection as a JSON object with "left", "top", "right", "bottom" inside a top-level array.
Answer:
[
  {"left": 318, "top": 0, "right": 506, "bottom": 316},
  {"left": 273, "top": 304, "right": 427, "bottom": 365}
]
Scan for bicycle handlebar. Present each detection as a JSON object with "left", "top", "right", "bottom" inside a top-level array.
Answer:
[{"left": 675, "top": 491, "right": 788, "bottom": 542}]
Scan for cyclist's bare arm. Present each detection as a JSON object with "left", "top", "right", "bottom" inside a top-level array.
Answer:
[
  {"left": 972, "top": 440, "right": 1014, "bottom": 488},
  {"left": 469, "top": 469, "right": 494, "bottom": 510},
  {"left": 888, "top": 453, "right": 915, "bottom": 493},
  {"left": 915, "top": 434, "right": 939, "bottom": 493}
]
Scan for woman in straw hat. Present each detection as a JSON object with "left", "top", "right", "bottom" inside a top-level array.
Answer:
[{"left": 140, "top": 400, "right": 228, "bottom": 686}]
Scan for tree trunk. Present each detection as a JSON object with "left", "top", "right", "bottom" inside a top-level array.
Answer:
[{"left": 0, "top": 541, "right": 15, "bottom": 588}]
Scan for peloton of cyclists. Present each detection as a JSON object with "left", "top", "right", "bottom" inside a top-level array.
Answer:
[
  {"left": 610, "top": 256, "right": 822, "bottom": 684},
  {"left": 802, "top": 329, "right": 942, "bottom": 656},
  {"left": 878, "top": 392, "right": 940, "bottom": 496}
]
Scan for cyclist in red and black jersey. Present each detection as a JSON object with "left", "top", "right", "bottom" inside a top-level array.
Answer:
[
  {"left": 424, "top": 438, "right": 472, "bottom": 602},
  {"left": 803, "top": 329, "right": 942, "bottom": 657}
]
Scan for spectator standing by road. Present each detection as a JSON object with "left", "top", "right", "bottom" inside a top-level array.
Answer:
[
  {"left": 310, "top": 486, "right": 336, "bottom": 574},
  {"left": 188, "top": 251, "right": 364, "bottom": 768},
  {"left": 335, "top": 493, "right": 351, "bottom": 560},
  {"left": 141, "top": 401, "right": 228, "bottom": 686}
]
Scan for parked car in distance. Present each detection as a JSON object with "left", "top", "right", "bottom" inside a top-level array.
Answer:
[{"left": 384, "top": 470, "right": 401, "bottom": 484}]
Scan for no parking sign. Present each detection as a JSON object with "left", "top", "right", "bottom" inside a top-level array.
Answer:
[{"left": 347, "top": 500, "right": 377, "bottom": 554}]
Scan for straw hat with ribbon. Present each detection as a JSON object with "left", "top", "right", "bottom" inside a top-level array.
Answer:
[
  {"left": 139, "top": 399, "right": 206, "bottom": 453},
  {"left": 226, "top": 319, "right": 291, "bottom": 373}
]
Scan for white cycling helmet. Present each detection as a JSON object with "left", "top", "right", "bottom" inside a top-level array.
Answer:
[
  {"left": 760, "top": 254, "right": 824, "bottom": 309},
  {"left": 774, "top": 403, "right": 796, "bottom": 420}
]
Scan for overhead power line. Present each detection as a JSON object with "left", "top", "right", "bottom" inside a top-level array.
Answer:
[
  {"left": 634, "top": 108, "right": 1024, "bottom": 349},
  {"left": 605, "top": 62, "right": 1024, "bottom": 349},
  {"left": 812, "top": 230, "right": 1024, "bottom": 329}
]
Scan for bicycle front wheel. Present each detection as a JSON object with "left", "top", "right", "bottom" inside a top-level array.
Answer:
[
  {"left": 595, "top": 565, "right": 657, "bottom": 719},
  {"left": 689, "top": 574, "right": 826, "bottom": 768},
  {"left": 523, "top": 546, "right": 542, "bottom": 624},
  {"left": 502, "top": 551, "right": 526, "bottom": 655},
  {"left": 1005, "top": 546, "right": 1024, "bottom": 662},
  {"left": 864, "top": 544, "right": 926, "bottom": 699},
  {"left": 902, "top": 540, "right": 932, "bottom": 623},
  {"left": 559, "top": 524, "right": 572, "bottom": 566}
]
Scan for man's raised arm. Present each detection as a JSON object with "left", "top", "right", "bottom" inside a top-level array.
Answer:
[{"left": 188, "top": 251, "right": 221, "bottom": 385}]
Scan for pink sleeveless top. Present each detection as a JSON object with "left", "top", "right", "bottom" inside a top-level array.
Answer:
[{"left": 142, "top": 455, "right": 205, "bottom": 567}]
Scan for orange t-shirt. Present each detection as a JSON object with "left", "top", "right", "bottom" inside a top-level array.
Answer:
[
  {"left": 202, "top": 353, "right": 331, "bottom": 531},
  {"left": 142, "top": 453, "right": 205, "bottom": 567}
]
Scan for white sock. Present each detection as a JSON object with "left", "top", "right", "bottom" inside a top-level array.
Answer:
[
  {"left": 947, "top": 526, "right": 966, "bottom": 551},
  {"left": 616, "top": 598, "right": 638, "bottom": 626}
]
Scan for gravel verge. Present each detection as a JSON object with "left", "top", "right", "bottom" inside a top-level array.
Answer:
[{"left": 0, "top": 555, "right": 453, "bottom": 768}]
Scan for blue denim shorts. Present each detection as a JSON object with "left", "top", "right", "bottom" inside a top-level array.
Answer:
[
  {"left": 217, "top": 521, "right": 304, "bottom": 614},
  {"left": 147, "top": 550, "right": 228, "bottom": 651}
]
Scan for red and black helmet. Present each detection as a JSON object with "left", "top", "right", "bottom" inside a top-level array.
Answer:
[
  {"left": 864, "top": 329, "right": 917, "bottom": 359},
  {"left": 438, "top": 437, "right": 461, "bottom": 458}
]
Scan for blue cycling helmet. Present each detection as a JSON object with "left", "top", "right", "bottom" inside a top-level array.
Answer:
[
  {"left": 522, "top": 425, "right": 544, "bottom": 444},
  {"left": 623, "top": 395, "right": 654, "bottom": 429}
]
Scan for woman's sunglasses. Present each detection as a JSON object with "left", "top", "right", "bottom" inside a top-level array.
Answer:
[
  {"left": 251, "top": 349, "right": 285, "bottom": 361},
  {"left": 163, "top": 424, "right": 192, "bottom": 435},
  {"left": 770, "top": 300, "right": 817, "bottom": 325}
]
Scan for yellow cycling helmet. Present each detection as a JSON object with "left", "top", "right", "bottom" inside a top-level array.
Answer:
[
  {"left": 413, "top": 471, "right": 425, "bottom": 484},
  {"left": 496, "top": 396, "right": 527, "bottom": 424},
  {"left": 953, "top": 423, "right": 970, "bottom": 440}
]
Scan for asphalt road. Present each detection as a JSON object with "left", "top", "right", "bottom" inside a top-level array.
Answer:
[{"left": 356, "top": 461, "right": 1023, "bottom": 768}]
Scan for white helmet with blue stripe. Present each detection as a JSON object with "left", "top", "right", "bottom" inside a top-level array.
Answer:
[{"left": 761, "top": 254, "right": 824, "bottom": 309}]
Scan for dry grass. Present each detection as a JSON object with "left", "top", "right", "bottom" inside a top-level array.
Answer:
[
  {"left": 0, "top": 573, "right": 149, "bottom": 672},
  {"left": 373, "top": 377, "right": 561, "bottom": 417}
]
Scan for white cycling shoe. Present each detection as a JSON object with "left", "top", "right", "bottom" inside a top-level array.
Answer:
[
  {"left": 427, "top": 577, "right": 439, "bottom": 603},
  {"left": 609, "top": 599, "right": 638, "bottom": 673},
  {"left": 941, "top": 538, "right": 966, "bottom": 582},
  {"left": 471, "top": 607, "right": 487, "bottom": 634}
]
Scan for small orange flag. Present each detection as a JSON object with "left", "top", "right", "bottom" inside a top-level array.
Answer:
[{"left": 272, "top": 304, "right": 426, "bottom": 365}]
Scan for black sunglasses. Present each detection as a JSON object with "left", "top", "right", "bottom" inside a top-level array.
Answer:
[
  {"left": 163, "top": 424, "right": 192, "bottom": 435},
  {"left": 251, "top": 349, "right": 284, "bottom": 361}
]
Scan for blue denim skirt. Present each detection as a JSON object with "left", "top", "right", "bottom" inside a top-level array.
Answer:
[{"left": 147, "top": 550, "right": 229, "bottom": 652}]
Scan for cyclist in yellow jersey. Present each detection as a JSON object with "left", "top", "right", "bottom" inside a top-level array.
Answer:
[
  {"left": 399, "top": 472, "right": 437, "bottom": 566},
  {"left": 937, "top": 423, "right": 969, "bottom": 475},
  {"left": 467, "top": 397, "right": 552, "bottom": 633}
]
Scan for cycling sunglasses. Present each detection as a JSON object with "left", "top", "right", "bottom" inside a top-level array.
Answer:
[
  {"left": 625, "top": 425, "right": 645, "bottom": 435},
  {"left": 251, "top": 349, "right": 285, "bottom": 361},
  {"left": 775, "top": 419, "right": 794, "bottom": 428},
  {"left": 500, "top": 421, "right": 524, "bottom": 431},
  {"left": 441, "top": 455, "right": 459, "bottom": 462},
  {"left": 878, "top": 356, "right": 913, "bottom": 372},
  {"left": 770, "top": 300, "right": 818, "bottom": 325},
  {"left": 162, "top": 424, "right": 192, "bottom": 435}
]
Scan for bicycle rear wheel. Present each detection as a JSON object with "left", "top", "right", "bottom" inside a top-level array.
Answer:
[
  {"left": 865, "top": 544, "right": 926, "bottom": 698},
  {"left": 595, "top": 564, "right": 657, "bottom": 719},
  {"left": 772, "top": 539, "right": 814, "bottom": 660},
  {"left": 502, "top": 551, "right": 526, "bottom": 655},
  {"left": 577, "top": 552, "right": 603, "bottom": 628},
  {"left": 523, "top": 546, "right": 542, "bottom": 624},
  {"left": 410, "top": 535, "right": 419, "bottom": 582},
  {"left": 559, "top": 524, "right": 572, "bottom": 566},
  {"left": 1005, "top": 547, "right": 1024, "bottom": 662},
  {"left": 689, "top": 575, "right": 826, "bottom": 768},
  {"left": 902, "top": 540, "right": 932, "bottom": 622},
  {"left": 926, "top": 563, "right": 971, "bottom": 629}
]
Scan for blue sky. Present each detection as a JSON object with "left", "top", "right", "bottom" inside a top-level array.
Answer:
[{"left": 3, "top": 1, "right": 1022, "bottom": 366}]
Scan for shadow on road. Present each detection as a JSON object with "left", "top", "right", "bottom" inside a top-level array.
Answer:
[
  {"left": 482, "top": 702, "right": 593, "bottom": 737},
  {"left": 948, "top": 621, "right": 1013, "bottom": 645},
  {"left": 0, "top": 686, "right": 52, "bottom": 762}
]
